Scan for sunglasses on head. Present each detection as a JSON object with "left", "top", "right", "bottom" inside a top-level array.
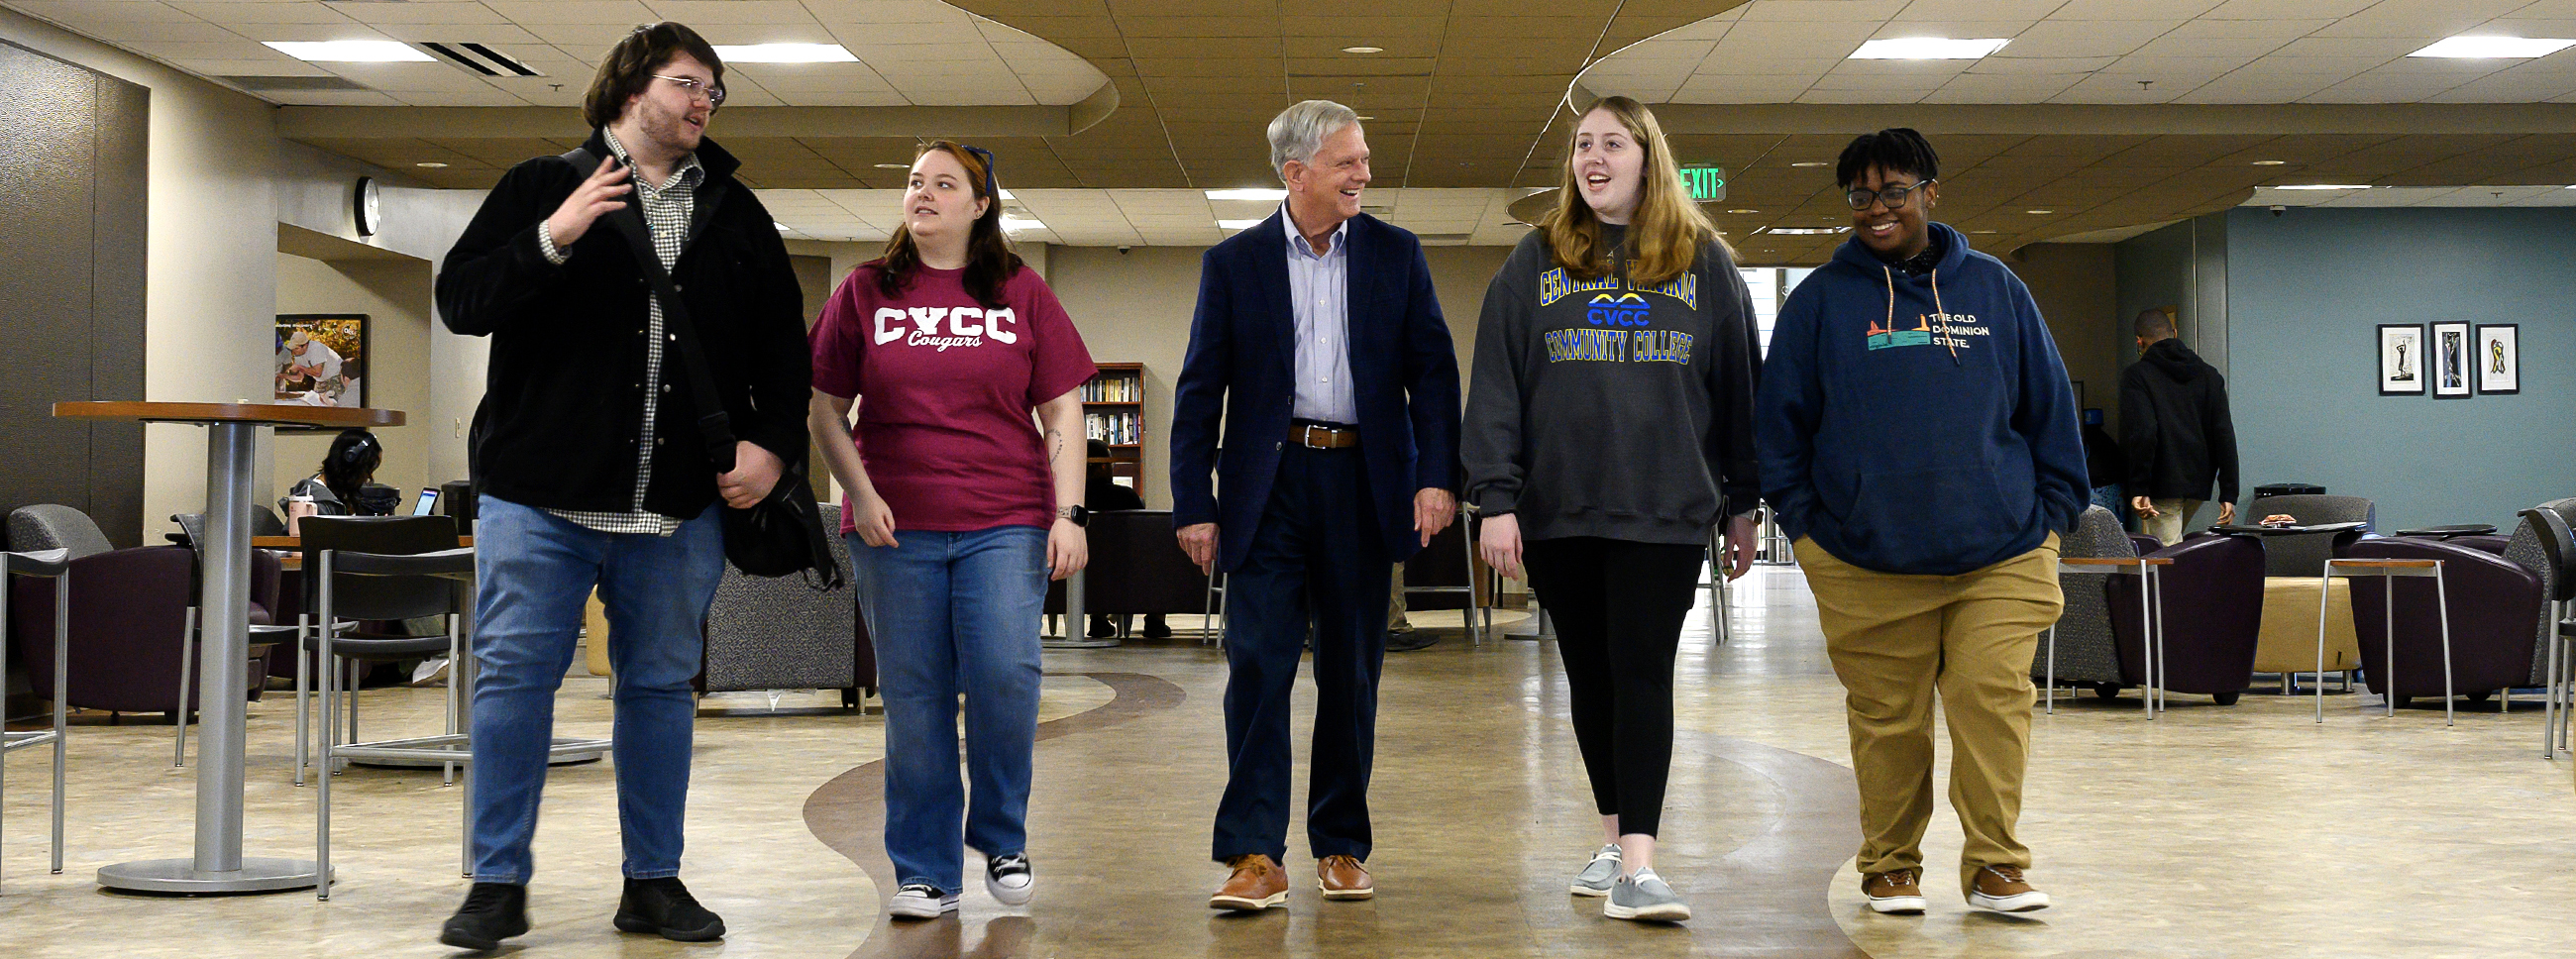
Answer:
[{"left": 926, "top": 141, "right": 1001, "bottom": 201}]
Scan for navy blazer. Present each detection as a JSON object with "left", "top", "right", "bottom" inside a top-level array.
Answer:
[{"left": 1169, "top": 210, "right": 1461, "bottom": 574}]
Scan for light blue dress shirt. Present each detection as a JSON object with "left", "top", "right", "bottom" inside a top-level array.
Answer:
[{"left": 1283, "top": 204, "right": 1357, "bottom": 424}]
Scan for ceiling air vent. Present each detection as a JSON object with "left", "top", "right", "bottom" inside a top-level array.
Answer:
[
  {"left": 420, "top": 43, "right": 544, "bottom": 76},
  {"left": 222, "top": 75, "right": 374, "bottom": 92}
]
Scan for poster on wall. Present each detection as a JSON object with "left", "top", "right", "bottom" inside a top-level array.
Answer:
[
  {"left": 2476, "top": 324, "right": 2519, "bottom": 395},
  {"left": 2377, "top": 323, "right": 2423, "bottom": 395},
  {"left": 275, "top": 313, "right": 367, "bottom": 410},
  {"left": 2431, "top": 321, "right": 2472, "bottom": 398}
]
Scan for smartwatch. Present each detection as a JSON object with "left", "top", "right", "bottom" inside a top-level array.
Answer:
[{"left": 1062, "top": 504, "right": 1092, "bottom": 527}]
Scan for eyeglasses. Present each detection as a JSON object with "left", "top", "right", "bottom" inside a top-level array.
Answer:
[
  {"left": 1846, "top": 179, "right": 1934, "bottom": 211},
  {"left": 651, "top": 74, "right": 726, "bottom": 107}
]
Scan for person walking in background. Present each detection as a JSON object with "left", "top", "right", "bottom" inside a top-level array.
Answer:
[
  {"left": 1169, "top": 99, "right": 1461, "bottom": 911},
  {"left": 434, "top": 22, "right": 809, "bottom": 950},
  {"left": 2120, "top": 308, "right": 2239, "bottom": 545},
  {"left": 1462, "top": 96, "right": 1762, "bottom": 923},
  {"left": 808, "top": 140, "right": 1096, "bottom": 920},
  {"left": 1756, "top": 127, "right": 2087, "bottom": 917}
]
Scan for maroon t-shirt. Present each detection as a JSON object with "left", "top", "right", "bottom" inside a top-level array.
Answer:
[{"left": 809, "top": 262, "right": 1097, "bottom": 533}]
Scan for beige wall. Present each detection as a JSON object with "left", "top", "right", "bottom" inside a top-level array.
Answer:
[
  {"left": 1043, "top": 243, "right": 1510, "bottom": 509},
  {"left": 270, "top": 253, "right": 436, "bottom": 506},
  {"left": 2011, "top": 243, "right": 2123, "bottom": 426}
]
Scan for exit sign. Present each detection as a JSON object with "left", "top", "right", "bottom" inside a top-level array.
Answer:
[{"left": 1682, "top": 166, "right": 1726, "bottom": 201}]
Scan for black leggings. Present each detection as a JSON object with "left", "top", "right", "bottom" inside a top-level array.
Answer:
[{"left": 1522, "top": 536, "right": 1706, "bottom": 838}]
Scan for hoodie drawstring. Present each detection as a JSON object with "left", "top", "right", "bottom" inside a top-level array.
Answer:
[{"left": 1882, "top": 263, "right": 1963, "bottom": 367}]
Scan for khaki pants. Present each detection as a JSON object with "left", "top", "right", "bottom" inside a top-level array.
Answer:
[
  {"left": 2142, "top": 497, "right": 2202, "bottom": 547},
  {"left": 1794, "top": 534, "right": 2063, "bottom": 888}
]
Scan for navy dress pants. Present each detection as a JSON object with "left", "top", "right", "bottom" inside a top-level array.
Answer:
[{"left": 1211, "top": 444, "right": 1393, "bottom": 865}]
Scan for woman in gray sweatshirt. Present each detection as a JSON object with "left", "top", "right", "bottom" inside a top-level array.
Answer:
[{"left": 1461, "top": 96, "right": 1762, "bottom": 923}]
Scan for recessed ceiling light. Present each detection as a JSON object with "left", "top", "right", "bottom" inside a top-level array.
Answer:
[
  {"left": 1727, "top": 209, "right": 1759, "bottom": 214},
  {"left": 1206, "top": 188, "right": 1288, "bottom": 201},
  {"left": 1000, "top": 215, "right": 1044, "bottom": 232},
  {"left": 873, "top": 162, "right": 909, "bottom": 169},
  {"left": 1971, "top": 229, "right": 1998, "bottom": 234},
  {"left": 2251, "top": 160, "right": 2286, "bottom": 165},
  {"left": 2409, "top": 36, "right": 2576, "bottom": 59},
  {"left": 997, "top": 188, "right": 1016, "bottom": 200},
  {"left": 1850, "top": 38, "right": 2010, "bottom": 60},
  {"left": 415, "top": 161, "right": 448, "bottom": 168},
  {"left": 711, "top": 44, "right": 858, "bottom": 63},
  {"left": 1789, "top": 161, "right": 1829, "bottom": 167},
  {"left": 2026, "top": 209, "right": 2054, "bottom": 214},
  {"left": 1355, "top": 115, "right": 1376, "bottom": 121},
  {"left": 264, "top": 41, "right": 431, "bottom": 62},
  {"left": 2274, "top": 184, "right": 2371, "bottom": 190},
  {"left": 1764, "top": 227, "right": 1848, "bottom": 235},
  {"left": 1217, "top": 219, "right": 1265, "bottom": 230},
  {"left": 1342, "top": 46, "right": 1383, "bottom": 53},
  {"left": 774, "top": 222, "right": 791, "bottom": 232}
]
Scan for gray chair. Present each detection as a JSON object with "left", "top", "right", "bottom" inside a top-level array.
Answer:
[
  {"left": 2038, "top": 506, "right": 2133, "bottom": 695},
  {"left": 2246, "top": 493, "right": 2377, "bottom": 577},
  {"left": 2506, "top": 498, "right": 2576, "bottom": 755},
  {"left": 702, "top": 503, "right": 867, "bottom": 702},
  {"left": 1400, "top": 509, "right": 1488, "bottom": 646}
]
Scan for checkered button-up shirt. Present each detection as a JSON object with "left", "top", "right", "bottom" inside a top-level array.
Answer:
[{"left": 536, "top": 128, "right": 702, "bottom": 535}]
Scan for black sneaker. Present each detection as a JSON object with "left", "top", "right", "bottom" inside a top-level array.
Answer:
[
  {"left": 439, "top": 882, "right": 529, "bottom": 951},
  {"left": 613, "top": 876, "right": 727, "bottom": 942}
]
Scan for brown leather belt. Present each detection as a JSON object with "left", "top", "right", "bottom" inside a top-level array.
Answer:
[{"left": 1291, "top": 423, "right": 1360, "bottom": 449}]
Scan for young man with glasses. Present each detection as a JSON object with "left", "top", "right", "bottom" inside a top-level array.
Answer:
[
  {"left": 1755, "top": 128, "right": 2088, "bottom": 918},
  {"left": 433, "top": 22, "right": 810, "bottom": 951}
]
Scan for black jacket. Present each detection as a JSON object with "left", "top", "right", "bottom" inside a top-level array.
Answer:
[
  {"left": 2119, "top": 338, "right": 2238, "bottom": 502},
  {"left": 437, "top": 130, "right": 809, "bottom": 518}
]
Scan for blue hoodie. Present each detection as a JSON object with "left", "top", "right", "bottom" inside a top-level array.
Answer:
[{"left": 1755, "top": 222, "right": 2087, "bottom": 576}]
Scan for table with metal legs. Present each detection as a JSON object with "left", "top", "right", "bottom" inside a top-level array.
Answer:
[
  {"left": 1, "top": 549, "right": 71, "bottom": 891},
  {"left": 2044, "top": 556, "right": 2172, "bottom": 717},
  {"left": 2316, "top": 557, "right": 2451, "bottom": 726},
  {"left": 54, "top": 401, "right": 401, "bottom": 894}
]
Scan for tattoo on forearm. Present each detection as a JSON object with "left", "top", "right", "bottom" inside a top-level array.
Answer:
[{"left": 1046, "top": 427, "right": 1065, "bottom": 467}]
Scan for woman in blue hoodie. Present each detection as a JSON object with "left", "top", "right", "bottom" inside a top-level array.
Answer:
[{"left": 1754, "top": 128, "right": 2087, "bottom": 917}]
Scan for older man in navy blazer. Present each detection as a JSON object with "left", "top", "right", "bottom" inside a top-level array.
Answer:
[{"left": 1171, "top": 99, "right": 1461, "bottom": 911}]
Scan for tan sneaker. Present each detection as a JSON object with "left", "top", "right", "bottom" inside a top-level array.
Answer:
[
  {"left": 1966, "top": 864, "right": 2051, "bottom": 912},
  {"left": 1210, "top": 854, "right": 1288, "bottom": 911},
  {"left": 1861, "top": 868, "right": 1926, "bottom": 914},
  {"left": 1318, "top": 855, "right": 1373, "bottom": 901}
]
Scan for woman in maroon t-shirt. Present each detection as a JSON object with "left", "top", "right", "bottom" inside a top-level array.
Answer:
[{"left": 806, "top": 142, "right": 1096, "bottom": 919}]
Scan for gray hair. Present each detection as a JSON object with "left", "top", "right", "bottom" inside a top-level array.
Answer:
[{"left": 1268, "top": 99, "right": 1360, "bottom": 178}]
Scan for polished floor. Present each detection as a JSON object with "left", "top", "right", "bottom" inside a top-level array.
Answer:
[{"left": 1, "top": 567, "right": 2570, "bottom": 958}]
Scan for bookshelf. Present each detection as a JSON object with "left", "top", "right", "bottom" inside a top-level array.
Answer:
[{"left": 1080, "top": 363, "right": 1145, "bottom": 486}]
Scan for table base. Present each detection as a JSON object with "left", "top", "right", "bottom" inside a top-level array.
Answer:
[{"left": 98, "top": 856, "right": 327, "bottom": 895}]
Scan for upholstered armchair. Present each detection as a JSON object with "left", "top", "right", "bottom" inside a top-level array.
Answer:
[
  {"left": 2342, "top": 535, "right": 2542, "bottom": 707},
  {"left": 6, "top": 504, "right": 269, "bottom": 715},
  {"left": 2040, "top": 506, "right": 2263, "bottom": 704},
  {"left": 701, "top": 503, "right": 871, "bottom": 700}
]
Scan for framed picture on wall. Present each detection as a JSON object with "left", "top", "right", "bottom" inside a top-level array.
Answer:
[
  {"left": 2378, "top": 323, "right": 2423, "bottom": 395},
  {"left": 2476, "top": 324, "right": 2520, "bottom": 395},
  {"left": 2431, "top": 321, "right": 2472, "bottom": 398},
  {"left": 275, "top": 313, "right": 368, "bottom": 410}
]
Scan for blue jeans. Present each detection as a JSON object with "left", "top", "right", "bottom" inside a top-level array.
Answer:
[
  {"left": 469, "top": 495, "right": 723, "bottom": 884},
  {"left": 848, "top": 526, "right": 1048, "bottom": 895}
]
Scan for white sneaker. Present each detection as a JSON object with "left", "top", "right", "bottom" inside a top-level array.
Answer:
[
  {"left": 1604, "top": 868, "right": 1691, "bottom": 922},
  {"left": 985, "top": 853, "right": 1033, "bottom": 906},
  {"left": 888, "top": 883, "right": 958, "bottom": 919}
]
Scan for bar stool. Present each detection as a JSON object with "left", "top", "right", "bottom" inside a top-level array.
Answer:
[
  {"left": 314, "top": 544, "right": 477, "bottom": 899},
  {"left": 1, "top": 549, "right": 70, "bottom": 890},
  {"left": 2316, "top": 557, "right": 2451, "bottom": 725},
  {"left": 2045, "top": 556, "right": 2171, "bottom": 717}
]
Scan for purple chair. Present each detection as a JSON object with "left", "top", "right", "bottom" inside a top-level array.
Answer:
[
  {"left": 2105, "top": 534, "right": 2267, "bottom": 703},
  {"left": 2343, "top": 537, "right": 2541, "bottom": 709},
  {"left": 6, "top": 505, "right": 271, "bottom": 718}
]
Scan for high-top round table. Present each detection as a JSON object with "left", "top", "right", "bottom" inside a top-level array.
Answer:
[{"left": 55, "top": 401, "right": 402, "bottom": 894}]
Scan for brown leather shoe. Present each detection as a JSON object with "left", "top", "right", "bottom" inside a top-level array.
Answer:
[
  {"left": 1210, "top": 854, "right": 1287, "bottom": 911},
  {"left": 1861, "top": 868, "right": 1926, "bottom": 914},
  {"left": 1966, "top": 864, "right": 2051, "bottom": 912},
  {"left": 1317, "top": 855, "right": 1373, "bottom": 901}
]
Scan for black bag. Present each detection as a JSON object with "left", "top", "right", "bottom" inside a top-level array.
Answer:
[{"left": 568, "top": 148, "right": 842, "bottom": 587}]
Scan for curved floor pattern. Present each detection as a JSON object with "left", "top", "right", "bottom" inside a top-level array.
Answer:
[{"left": 803, "top": 650, "right": 1870, "bottom": 958}]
